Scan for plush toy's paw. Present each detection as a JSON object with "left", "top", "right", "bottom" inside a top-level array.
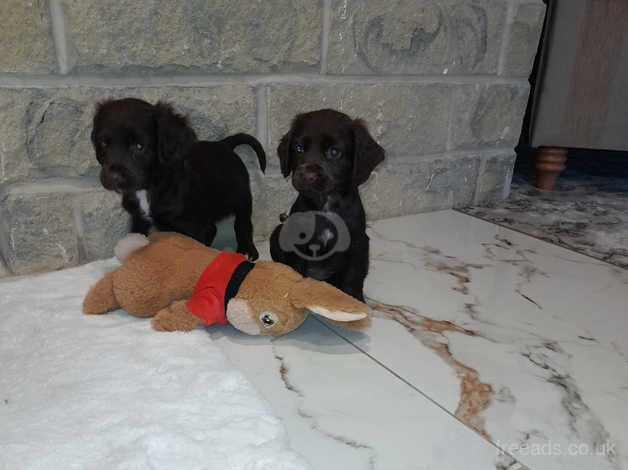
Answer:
[
  {"left": 83, "top": 272, "right": 119, "bottom": 314},
  {"left": 152, "top": 301, "right": 203, "bottom": 332}
]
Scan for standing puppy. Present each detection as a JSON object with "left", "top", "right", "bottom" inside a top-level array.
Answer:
[
  {"left": 91, "top": 98, "right": 265, "bottom": 260},
  {"left": 270, "top": 109, "right": 384, "bottom": 301}
]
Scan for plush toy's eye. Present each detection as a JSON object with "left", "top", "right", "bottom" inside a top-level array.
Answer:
[
  {"left": 259, "top": 311, "right": 278, "bottom": 328},
  {"left": 294, "top": 144, "right": 304, "bottom": 154}
]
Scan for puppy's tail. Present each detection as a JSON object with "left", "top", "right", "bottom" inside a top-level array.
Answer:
[{"left": 222, "top": 133, "right": 266, "bottom": 173}]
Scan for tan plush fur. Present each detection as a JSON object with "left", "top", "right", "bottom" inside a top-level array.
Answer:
[
  {"left": 153, "top": 300, "right": 204, "bottom": 331},
  {"left": 83, "top": 232, "right": 371, "bottom": 336},
  {"left": 83, "top": 272, "right": 119, "bottom": 314}
]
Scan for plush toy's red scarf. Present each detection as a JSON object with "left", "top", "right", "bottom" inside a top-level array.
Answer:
[{"left": 185, "top": 252, "right": 250, "bottom": 326}]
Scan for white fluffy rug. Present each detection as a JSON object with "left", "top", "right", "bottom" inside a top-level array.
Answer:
[{"left": 0, "top": 260, "right": 308, "bottom": 470}]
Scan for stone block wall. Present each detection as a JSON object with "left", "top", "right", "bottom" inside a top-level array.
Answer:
[{"left": 0, "top": 0, "right": 545, "bottom": 276}]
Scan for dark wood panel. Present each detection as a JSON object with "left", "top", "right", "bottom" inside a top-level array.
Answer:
[{"left": 531, "top": 0, "right": 628, "bottom": 151}]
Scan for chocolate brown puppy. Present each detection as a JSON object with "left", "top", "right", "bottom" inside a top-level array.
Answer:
[
  {"left": 270, "top": 109, "right": 385, "bottom": 301},
  {"left": 91, "top": 98, "right": 266, "bottom": 260}
]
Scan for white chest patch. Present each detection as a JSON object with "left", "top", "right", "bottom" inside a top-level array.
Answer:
[
  {"left": 319, "top": 228, "right": 334, "bottom": 247},
  {"left": 136, "top": 190, "right": 151, "bottom": 220}
]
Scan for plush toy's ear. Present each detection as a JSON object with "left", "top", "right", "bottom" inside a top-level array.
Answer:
[
  {"left": 289, "top": 278, "right": 371, "bottom": 328},
  {"left": 351, "top": 118, "right": 385, "bottom": 187},
  {"left": 153, "top": 102, "right": 197, "bottom": 166}
]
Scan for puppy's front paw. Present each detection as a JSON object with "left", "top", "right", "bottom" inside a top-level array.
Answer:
[
  {"left": 247, "top": 247, "right": 259, "bottom": 262},
  {"left": 238, "top": 244, "right": 259, "bottom": 262}
]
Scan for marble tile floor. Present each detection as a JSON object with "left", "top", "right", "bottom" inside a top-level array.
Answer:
[{"left": 212, "top": 210, "right": 628, "bottom": 470}]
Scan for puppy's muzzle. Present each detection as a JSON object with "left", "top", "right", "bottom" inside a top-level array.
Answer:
[
  {"left": 293, "top": 163, "right": 327, "bottom": 192},
  {"left": 100, "top": 165, "right": 127, "bottom": 191}
]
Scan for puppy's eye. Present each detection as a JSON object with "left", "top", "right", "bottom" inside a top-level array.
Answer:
[
  {"left": 259, "top": 311, "right": 278, "bottom": 328},
  {"left": 326, "top": 147, "right": 341, "bottom": 158},
  {"left": 294, "top": 144, "right": 304, "bottom": 154},
  {"left": 99, "top": 140, "right": 107, "bottom": 148},
  {"left": 134, "top": 143, "right": 143, "bottom": 151}
]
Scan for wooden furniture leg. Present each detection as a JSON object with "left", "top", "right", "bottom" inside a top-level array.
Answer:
[{"left": 535, "top": 147, "right": 567, "bottom": 190}]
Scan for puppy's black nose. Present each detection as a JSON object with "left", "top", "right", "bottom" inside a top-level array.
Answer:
[
  {"left": 295, "top": 164, "right": 320, "bottom": 184},
  {"left": 110, "top": 172, "right": 124, "bottom": 185},
  {"left": 300, "top": 172, "right": 316, "bottom": 185},
  {"left": 101, "top": 164, "right": 127, "bottom": 191}
]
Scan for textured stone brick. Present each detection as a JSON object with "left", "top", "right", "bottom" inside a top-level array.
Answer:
[
  {"left": 0, "top": 0, "right": 56, "bottom": 73},
  {"left": 0, "top": 85, "right": 257, "bottom": 185},
  {"left": 473, "top": 152, "right": 515, "bottom": 204},
  {"left": 121, "top": 85, "right": 260, "bottom": 172},
  {"left": 62, "top": 0, "right": 321, "bottom": 73},
  {"left": 267, "top": 82, "right": 450, "bottom": 167},
  {"left": 126, "top": 85, "right": 257, "bottom": 152},
  {"left": 78, "top": 189, "right": 129, "bottom": 261},
  {"left": 251, "top": 174, "right": 297, "bottom": 238},
  {"left": 0, "top": 89, "right": 33, "bottom": 185},
  {"left": 361, "top": 156, "right": 481, "bottom": 220},
  {"left": 0, "top": 256, "right": 9, "bottom": 278},
  {"left": 500, "top": 2, "right": 545, "bottom": 77},
  {"left": 0, "top": 185, "right": 81, "bottom": 275},
  {"left": 74, "top": 175, "right": 293, "bottom": 257},
  {"left": 0, "top": 88, "right": 102, "bottom": 184},
  {"left": 450, "top": 83, "right": 529, "bottom": 150},
  {"left": 327, "top": 0, "right": 506, "bottom": 75},
  {"left": 254, "top": 156, "right": 481, "bottom": 236},
  {"left": 27, "top": 91, "right": 99, "bottom": 179}
]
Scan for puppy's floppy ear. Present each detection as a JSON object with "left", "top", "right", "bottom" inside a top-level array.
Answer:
[
  {"left": 351, "top": 119, "right": 385, "bottom": 187},
  {"left": 153, "top": 101, "right": 197, "bottom": 166},
  {"left": 90, "top": 101, "right": 106, "bottom": 148},
  {"left": 90, "top": 124, "right": 97, "bottom": 148},
  {"left": 277, "top": 128, "right": 293, "bottom": 177}
]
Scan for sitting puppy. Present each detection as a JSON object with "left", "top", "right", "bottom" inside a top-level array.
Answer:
[
  {"left": 270, "top": 109, "right": 385, "bottom": 301},
  {"left": 91, "top": 98, "right": 265, "bottom": 260}
]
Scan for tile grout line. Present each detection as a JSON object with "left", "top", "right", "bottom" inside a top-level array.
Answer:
[
  {"left": 0, "top": 73, "right": 531, "bottom": 89},
  {"left": 312, "top": 317, "right": 525, "bottom": 466},
  {"left": 502, "top": 164, "right": 515, "bottom": 200},
  {"left": 320, "top": 0, "right": 331, "bottom": 74},
  {"left": 49, "top": 0, "right": 70, "bottom": 75},
  {"left": 254, "top": 85, "right": 268, "bottom": 150},
  {"left": 454, "top": 209, "right": 626, "bottom": 270},
  {"left": 473, "top": 156, "right": 489, "bottom": 205},
  {"left": 0, "top": 148, "right": 517, "bottom": 194},
  {"left": 497, "top": 1, "right": 517, "bottom": 76},
  {"left": 71, "top": 195, "right": 87, "bottom": 263}
]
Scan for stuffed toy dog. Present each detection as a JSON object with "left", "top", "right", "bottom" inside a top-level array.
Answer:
[{"left": 83, "top": 232, "right": 371, "bottom": 336}]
